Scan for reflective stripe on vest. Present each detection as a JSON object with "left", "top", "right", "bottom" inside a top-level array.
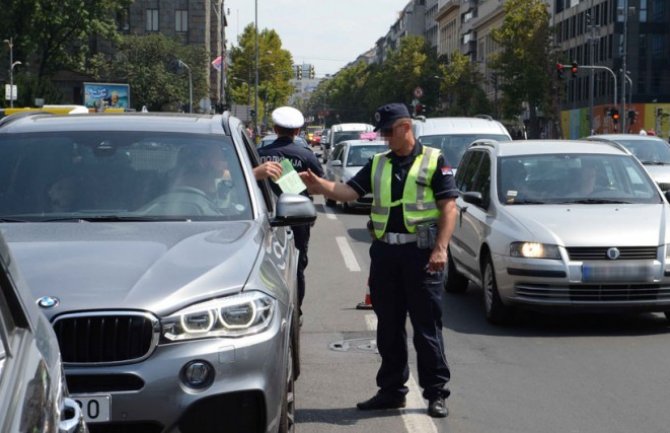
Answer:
[{"left": 370, "top": 146, "right": 441, "bottom": 238}]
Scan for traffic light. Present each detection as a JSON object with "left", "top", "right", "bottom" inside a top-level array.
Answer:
[
  {"left": 628, "top": 110, "right": 636, "bottom": 123},
  {"left": 414, "top": 103, "right": 424, "bottom": 116},
  {"left": 610, "top": 108, "right": 620, "bottom": 124},
  {"left": 296, "top": 65, "right": 302, "bottom": 80},
  {"left": 556, "top": 63, "right": 564, "bottom": 80},
  {"left": 585, "top": 11, "right": 591, "bottom": 26},
  {"left": 571, "top": 61, "right": 578, "bottom": 78},
  {"left": 309, "top": 65, "right": 315, "bottom": 79}
]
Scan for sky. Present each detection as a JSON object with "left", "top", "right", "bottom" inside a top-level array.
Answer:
[{"left": 225, "top": 0, "right": 411, "bottom": 77}]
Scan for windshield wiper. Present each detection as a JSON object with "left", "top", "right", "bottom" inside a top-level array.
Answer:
[
  {"left": 640, "top": 161, "right": 669, "bottom": 165},
  {"left": 558, "top": 199, "right": 631, "bottom": 204},
  {"left": 507, "top": 199, "right": 546, "bottom": 204},
  {"left": 0, "top": 217, "right": 31, "bottom": 222}
]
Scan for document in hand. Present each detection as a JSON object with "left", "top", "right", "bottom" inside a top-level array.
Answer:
[{"left": 274, "top": 159, "right": 307, "bottom": 194}]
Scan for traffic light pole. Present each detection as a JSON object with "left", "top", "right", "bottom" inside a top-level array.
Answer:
[{"left": 561, "top": 64, "right": 617, "bottom": 109}]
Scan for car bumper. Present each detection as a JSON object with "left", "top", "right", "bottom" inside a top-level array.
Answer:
[
  {"left": 494, "top": 253, "right": 670, "bottom": 312},
  {"left": 65, "top": 312, "right": 288, "bottom": 433}
]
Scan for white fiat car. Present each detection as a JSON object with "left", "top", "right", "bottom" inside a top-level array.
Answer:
[{"left": 447, "top": 139, "right": 670, "bottom": 324}]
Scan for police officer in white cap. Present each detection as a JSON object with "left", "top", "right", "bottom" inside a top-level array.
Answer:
[{"left": 258, "top": 106, "right": 323, "bottom": 321}]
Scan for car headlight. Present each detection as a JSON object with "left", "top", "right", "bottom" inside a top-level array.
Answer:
[
  {"left": 509, "top": 242, "right": 561, "bottom": 259},
  {"left": 162, "top": 291, "right": 275, "bottom": 341}
]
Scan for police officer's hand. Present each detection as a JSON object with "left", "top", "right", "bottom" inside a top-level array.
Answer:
[{"left": 427, "top": 247, "right": 447, "bottom": 274}]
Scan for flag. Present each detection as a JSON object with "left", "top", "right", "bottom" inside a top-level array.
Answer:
[{"left": 211, "top": 56, "right": 222, "bottom": 72}]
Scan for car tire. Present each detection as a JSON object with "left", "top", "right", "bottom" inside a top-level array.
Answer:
[
  {"left": 445, "top": 249, "right": 469, "bottom": 293},
  {"left": 278, "top": 336, "right": 296, "bottom": 433},
  {"left": 325, "top": 198, "right": 337, "bottom": 207},
  {"left": 482, "top": 255, "right": 512, "bottom": 324}
]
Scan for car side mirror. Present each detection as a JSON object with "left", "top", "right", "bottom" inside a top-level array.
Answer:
[
  {"left": 330, "top": 160, "right": 342, "bottom": 167},
  {"left": 462, "top": 191, "right": 485, "bottom": 207},
  {"left": 270, "top": 193, "right": 317, "bottom": 227}
]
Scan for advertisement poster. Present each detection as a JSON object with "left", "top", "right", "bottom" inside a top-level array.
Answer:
[{"left": 84, "top": 82, "right": 130, "bottom": 110}]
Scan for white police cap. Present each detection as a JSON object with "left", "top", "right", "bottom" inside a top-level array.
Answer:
[{"left": 272, "top": 106, "right": 304, "bottom": 129}]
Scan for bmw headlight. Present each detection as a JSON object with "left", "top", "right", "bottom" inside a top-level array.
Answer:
[
  {"left": 509, "top": 242, "right": 561, "bottom": 259},
  {"left": 162, "top": 291, "right": 275, "bottom": 341}
]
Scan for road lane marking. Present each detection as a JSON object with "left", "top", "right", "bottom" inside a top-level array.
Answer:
[
  {"left": 336, "top": 236, "right": 361, "bottom": 272},
  {"left": 322, "top": 204, "right": 337, "bottom": 220},
  {"left": 364, "top": 314, "right": 438, "bottom": 433}
]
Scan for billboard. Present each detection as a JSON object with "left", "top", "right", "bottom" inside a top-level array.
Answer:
[{"left": 83, "top": 82, "right": 130, "bottom": 110}]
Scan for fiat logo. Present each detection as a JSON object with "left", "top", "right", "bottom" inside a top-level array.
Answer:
[
  {"left": 37, "top": 296, "right": 59, "bottom": 309},
  {"left": 606, "top": 247, "right": 620, "bottom": 260}
]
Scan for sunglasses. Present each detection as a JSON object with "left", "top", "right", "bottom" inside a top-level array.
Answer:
[{"left": 380, "top": 122, "right": 407, "bottom": 136}]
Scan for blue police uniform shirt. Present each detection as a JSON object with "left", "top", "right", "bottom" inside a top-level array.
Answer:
[
  {"left": 258, "top": 136, "right": 324, "bottom": 196},
  {"left": 347, "top": 141, "right": 459, "bottom": 234}
]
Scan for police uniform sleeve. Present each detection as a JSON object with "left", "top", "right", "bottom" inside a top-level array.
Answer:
[
  {"left": 346, "top": 159, "right": 373, "bottom": 197},
  {"left": 432, "top": 154, "right": 459, "bottom": 200}
]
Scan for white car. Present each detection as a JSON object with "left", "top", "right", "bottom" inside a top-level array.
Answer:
[
  {"left": 413, "top": 116, "right": 512, "bottom": 169},
  {"left": 324, "top": 123, "right": 374, "bottom": 162},
  {"left": 447, "top": 138, "right": 670, "bottom": 324},
  {"left": 324, "top": 139, "right": 387, "bottom": 210}
]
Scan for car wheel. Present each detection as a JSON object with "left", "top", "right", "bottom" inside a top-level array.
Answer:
[
  {"left": 482, "top": 255, "right": 512, "bottom": 324},
  {"left": 325, "top": 198, "right": 336, "bottom": 207},
  {"left": 445, "top": 249, "right": 469, "bottom": 293},
  {"left": 278, "top": 336, "right": 296, "bottom": 433}
]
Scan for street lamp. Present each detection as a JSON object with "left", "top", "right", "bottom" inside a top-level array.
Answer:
[
  {"left": 4, "top": 38, "right": 21, "bottom": 108},
  {"left": 177, "top": 59, "right": 193, "bottom": 113},
  {"left": 254, "top": 0, "right": 259, "bottom": 140}
]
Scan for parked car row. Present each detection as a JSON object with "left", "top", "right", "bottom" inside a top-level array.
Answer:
[{"left": 0, "top": 111, "right": 316, "bottom": 432}]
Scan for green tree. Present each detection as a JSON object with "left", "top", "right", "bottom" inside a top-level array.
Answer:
[
  {"left": 437, "top": 52, "right": 491, "bottom": 117},
  {"left": 0, "top": 0, "right": 131, "bottom": 105},
  {"left": 92, "top": 34, "right": 208, "bottom": 111},
  {"left": 489, "top": 0, "right": 555, "bottom": 138},
  {"left": 228, "top": 24, "right": 294, "bottom": 125}
]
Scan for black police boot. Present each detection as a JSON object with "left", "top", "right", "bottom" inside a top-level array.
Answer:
[
  {"left": 356, "top": 393, "right": 406, "bottom": 411},
  {"left": 427, "top": 396, "right": 448, "bottom": 418}
]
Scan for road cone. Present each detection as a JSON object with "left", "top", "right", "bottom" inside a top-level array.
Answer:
[{"left": 356, "top": 278, "right": 373, "bottom": 310}]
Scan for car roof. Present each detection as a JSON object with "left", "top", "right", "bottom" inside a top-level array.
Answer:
[
  {"left": 330, "top": 123, "right": 374, "bottom": 132},
  {"left": 474, "top": 139, "right": 632, "bottom": 157},
  {"left": 587, "top": 134, "right": 668, "bottom": 143},
  {"left": 0, "top": 112, "right": 230, "bottom": 135},
  {"left": 412, "top": 116, "right": 511, "bottom": 137}
]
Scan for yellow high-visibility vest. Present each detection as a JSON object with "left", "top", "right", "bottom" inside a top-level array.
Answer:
[{"left": 370, "top": 146, "right": 441, "bottom": 239}]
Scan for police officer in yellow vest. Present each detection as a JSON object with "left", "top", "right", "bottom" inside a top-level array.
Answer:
[{"left": 300, "top": 102, "right": 458, "bottom": 418}]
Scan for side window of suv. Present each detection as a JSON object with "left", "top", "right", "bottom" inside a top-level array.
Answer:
[{"left": 455, "top": 150, "right": 484, "bottom": 192}]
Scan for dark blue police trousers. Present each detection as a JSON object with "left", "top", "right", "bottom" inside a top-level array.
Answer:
[{"left": 368, "top": 240, "right": 451, "bottom": 400}]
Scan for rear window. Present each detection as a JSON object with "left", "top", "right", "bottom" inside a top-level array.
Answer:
[{"left": 0, "top": 131, "right": 252, "bottom": 221}]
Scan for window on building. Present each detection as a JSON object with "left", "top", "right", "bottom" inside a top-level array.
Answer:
[
  {"left": 146, "top": 9, "right": 159, "bottom": 32},
  {"left": 176, "top": 10, "right": 188, "bottom": 32}
]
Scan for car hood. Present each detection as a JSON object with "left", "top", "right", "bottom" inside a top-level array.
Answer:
[
  {"left": 1, "top": 222, "right": 261, "bottom": 317},
  {"left": 504, "top": 204, "right": 667, "bottom": 247}
]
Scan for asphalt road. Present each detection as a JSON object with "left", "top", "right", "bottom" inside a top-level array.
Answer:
[{"left": 296, "top": 195, "right": 670, "bottom": 433}]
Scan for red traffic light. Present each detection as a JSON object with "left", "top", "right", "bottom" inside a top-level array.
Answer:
[
  {"left": 556, "top": 63, "right": 564, "bottom": 79},
  {"left": 571, "top": 61, "right": 578, "bottom": 77}
]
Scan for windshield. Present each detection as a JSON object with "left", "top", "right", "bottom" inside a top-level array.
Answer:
[
  {"left": 420, "top": 134, "right": 511, "bottom": 167},
  {"left": 609, "top": 139, "right": 670, "bottom": 164},
  {"left": 0, "top": 132, "right": 253, "bottom": 221},
  {"left": 346, "top": 144, "right": 387, "bottom": 166},
  {"left": 498, "top": 154, "right": 661, "bottom": 205}
]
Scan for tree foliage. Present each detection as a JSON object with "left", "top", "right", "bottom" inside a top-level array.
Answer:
[
  {"left": 0, "top": 0, "right": 131, "bottom": 105},
  {"left": 228, "top": 24, "right": 294, "bottom": 123},
  {"left": 489, "top": 0, "right": 556, "bottom": 137},
  {"left": 90, "top": 34, "right": 208, "bottom": 112},
  {"left": 438, "top": 52, "right": 491, "bottom": 117}
]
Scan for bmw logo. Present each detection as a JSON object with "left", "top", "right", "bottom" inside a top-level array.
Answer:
[
  {"left": 37, "top": 296, "right": 60, "bottom": 309},
  {"left": 606, "top": 247, "right": 621, "bottom": 260}
]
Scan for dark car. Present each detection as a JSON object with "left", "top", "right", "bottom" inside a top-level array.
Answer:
[
  {"left": 0, "top": 112, "right": 316, "bottom": 433},
  {"left": 0, "top": 231, "right": 87, "bottom": 433}
]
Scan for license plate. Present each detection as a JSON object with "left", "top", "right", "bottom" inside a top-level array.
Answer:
[
  {"left": 73, "top": 394, "right": 111, "bottom": 423},
  {"left": 582, "top": 263, "right": 654, "bottom": 282}
]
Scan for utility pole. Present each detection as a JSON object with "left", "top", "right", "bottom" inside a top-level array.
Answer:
[
  {"left": 220, "top": 0, "right": 226, "bottom": 108},
  {"left": 588, "top": 1, "right": 595, "bottom": 134},
  {"left": 254, "top": 0, "right": 259, "bottom": 139},
  {"left": 620, "top": 0, "right": 629, "bottom": 133},
  {"left": 3, "top": 37, "right": 21, "bottom": 108}
]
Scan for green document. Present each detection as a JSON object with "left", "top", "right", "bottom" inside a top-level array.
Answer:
[{"left": 274, "top": 159, "right": 307, "bottom": 194}]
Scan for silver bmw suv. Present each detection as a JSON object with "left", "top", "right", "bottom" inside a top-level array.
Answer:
[
  {"left": 447, "top": 139, "right": 670, "bottom": 324},
  {"left": 0, "top": 112, "right": 315, "bottom": 432}
]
